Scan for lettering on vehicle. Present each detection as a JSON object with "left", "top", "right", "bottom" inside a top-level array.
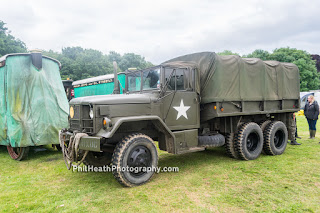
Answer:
[
  {"left": 73, "top": 78, "right": 114, "bottom": 88},
  {"left": 82, "top": 141, "right": 98, "bottom": 149}
]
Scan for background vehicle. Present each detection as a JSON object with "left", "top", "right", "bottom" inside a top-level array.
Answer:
[
  {"left": 62, "top": 79, "right": 74, "bottom": 101},
  {"left": 300, "top": 91, "right": 320, "bottom": 109},
  {"left": 0, "top": 52, "right": 69, "bottom": 160},
  {"left": 298, "top": 91, "right": 320, "bottom": 116},
  {"left": 61, "top": 52, "right": 300, "bottom": 186},
  {"left": 72, "top": 73, "right": 126, "bottom": 98}
]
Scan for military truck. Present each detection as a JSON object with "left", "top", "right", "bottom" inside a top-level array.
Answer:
[{"left": 60, "top": 52, "right": 300, "bottom": 187}]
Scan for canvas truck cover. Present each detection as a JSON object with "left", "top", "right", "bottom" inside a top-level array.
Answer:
[
  {"left": 163, "top": 52, "right": 300, "bottom": 104},
  {"left": 0, "top": 53, "right": 69, "bottom": 147}
]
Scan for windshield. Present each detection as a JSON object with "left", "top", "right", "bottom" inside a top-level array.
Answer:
[{"left": 127, "top": 67, "right": 160, "bottom": 92}]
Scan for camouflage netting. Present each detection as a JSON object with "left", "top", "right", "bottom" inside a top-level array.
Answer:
[
  {"left": 163, "top": 52, "right": 300, "bottom": 104},
  {"left": 0, "top": 54, "right": 69, "bottom": 147}
]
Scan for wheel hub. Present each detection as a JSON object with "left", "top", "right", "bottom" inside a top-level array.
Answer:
[
  {"left": 127, "top": 145, "right": 151, "bottom": 176},
  {"left": 274, "top": 130, "right": 284, "bottom": 148},
  {"left": 246, "top": 132, "right": 259, "bottom": 152}
]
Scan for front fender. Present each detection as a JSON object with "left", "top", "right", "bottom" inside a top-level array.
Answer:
[{"left": 96, "top": 116, "right": 176, "bottom": 153}]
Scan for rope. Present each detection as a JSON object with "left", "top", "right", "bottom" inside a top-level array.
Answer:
[{"left": 59, "top": 130, "right": 89, "bottom": 170}]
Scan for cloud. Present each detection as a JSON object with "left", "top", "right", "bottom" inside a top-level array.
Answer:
[{"left": 1, "top": 0, "right": 320, "bottom": 64}]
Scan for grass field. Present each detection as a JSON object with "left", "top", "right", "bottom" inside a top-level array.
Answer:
[{"left": 0, "top": 116, "right": 319, "bottom": 212}]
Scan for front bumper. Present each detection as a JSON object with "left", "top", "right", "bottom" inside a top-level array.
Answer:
[
  {"left": 78, "top": 136, "right": 101, "bottom": 152},
  {"left": 60, "top": 130, "right": 101, "bottom": 152}
]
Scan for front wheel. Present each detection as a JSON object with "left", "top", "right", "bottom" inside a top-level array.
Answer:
[
  {"left": 112, "top": 133, "right": 158, "bottom": 187},
  {"left": 7, "top": 146, "right": 30, "bottom": 161}
]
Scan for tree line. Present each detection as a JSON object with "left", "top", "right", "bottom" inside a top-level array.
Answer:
[
  {"left": 43, "top": 48, "right": 153, "bottom": 80},
  {"left": 0, "top": 21, "right": 153, "bottom": 81},
  {"left": 0, "top": 20, "right": 319, "bottom": 91}
]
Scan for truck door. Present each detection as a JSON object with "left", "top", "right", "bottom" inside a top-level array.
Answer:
[{"left": 162, "top": 67, "right": 200, "bottom": 130}]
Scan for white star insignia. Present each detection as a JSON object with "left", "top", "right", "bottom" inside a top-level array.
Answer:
[{"left": 173, "top": 99, "right": 190, "bottom": 120}]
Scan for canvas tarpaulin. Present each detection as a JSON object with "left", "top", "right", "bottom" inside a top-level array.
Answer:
[
  {"left": 163, "top": 52, "right": 300, "bottom": 104},
  {"left": 0, "top": 54, "right": 69, "bottom": 147}
]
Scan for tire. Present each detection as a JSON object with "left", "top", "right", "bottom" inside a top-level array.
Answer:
[
  {"left": 112, "top": 133, "right": 158, "bottom": 187},
  {"left": 225, "top": 133, "right": 239, "bottom": 159},
  {"left": 235, "top": 122, "right": 263, "bottom": 160},
  {"left": 260, "top": 120, "right": 272, "bottom": 133},
  {"left": 83, "top": 151, "right": 112, "bottom": 167},
  {"left": 7, "top": 146, "right": 30, "bottom": 161},
  {"left": 263, "top": 121, "right": 288, "bottom": 155}
]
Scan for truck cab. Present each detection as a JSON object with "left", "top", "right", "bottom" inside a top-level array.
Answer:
[{"left": 126, "top": 65, "right": 200, "bottom": 134}]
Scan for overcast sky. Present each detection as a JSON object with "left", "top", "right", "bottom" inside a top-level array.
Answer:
[{"left": 1, "top": 0, "right": 320, "bottom": 64}]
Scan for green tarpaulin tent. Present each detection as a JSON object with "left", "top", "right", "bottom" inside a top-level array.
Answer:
[{"left": 0, "top": 53, "right": 69, "bottom": 147}]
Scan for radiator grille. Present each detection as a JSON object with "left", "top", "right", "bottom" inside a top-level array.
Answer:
[{"left": 69, "top": 105, "right": 94, "bottom": 133}]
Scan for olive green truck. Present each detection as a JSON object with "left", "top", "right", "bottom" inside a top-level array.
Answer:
[{"left": 60, "top": 52, "right": 300, "bottom": 187}]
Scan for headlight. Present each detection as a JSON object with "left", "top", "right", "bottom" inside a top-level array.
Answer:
[
  {"left": 89, "top": 108, "right": 94, "bottom": 119},
  {"left": 70, "top": 106, "right": 74, "bottom": 118}
]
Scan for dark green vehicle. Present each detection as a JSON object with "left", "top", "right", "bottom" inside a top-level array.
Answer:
[{"left": 60, "top": 52, "right": 300, "bottom": 187}]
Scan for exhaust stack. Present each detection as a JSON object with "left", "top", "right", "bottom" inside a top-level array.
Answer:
[{"left": 113, "top": 61, "right": 120, "bottom": 94}]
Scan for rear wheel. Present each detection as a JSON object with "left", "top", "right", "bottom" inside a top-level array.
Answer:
[
  {"left": 225, "top": 133, "right": 238, "bottom": 159},
  {"left": 235, "top": 122, "right": 263, "bottom": 160},
  {"left": 263, "top": 121, "right": 288, "bottom": 155},
  {"left": 7, "top": 146, "right": 30, "bottom": 161},
  {"left": 260, "top": 120, "right": 272, "bottom": 133},
  {"left": 83, "top": 151, "right": 112, "bottom": 167},
  {"left": 112, "top": 133, "right": 158, "bottom": 187}
]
